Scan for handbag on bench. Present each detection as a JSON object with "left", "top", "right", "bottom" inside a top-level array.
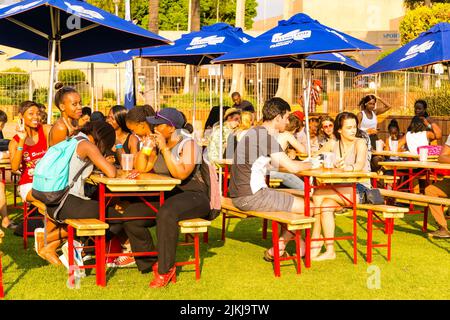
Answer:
[{"left": 363, "top": 188, "right": 384, "bottom": 205}]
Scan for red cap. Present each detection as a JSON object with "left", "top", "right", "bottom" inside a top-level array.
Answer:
[{"left": 292, "top": 110, "right": 305, "bottom": 122}]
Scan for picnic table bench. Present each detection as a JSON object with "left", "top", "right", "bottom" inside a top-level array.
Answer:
[{"left": 221, "top": 197, "right": 315, "bottom": 277}]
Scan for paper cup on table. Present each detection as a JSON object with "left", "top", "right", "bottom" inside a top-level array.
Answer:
[
  {"left": 375, "top": 140, "right": 384, "bottom": 152},
  {"left": 121, "top": 154, "right": 134, "bottom": 171},
  {"left": 419, "top": 148, "right": 428, "bottom": 162}
]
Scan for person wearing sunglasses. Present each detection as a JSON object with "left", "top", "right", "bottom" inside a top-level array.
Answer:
[
  {"left": 133, "top": 108, "right": 211, "bottom": 288},
  {"left": 318, "top": 115, "right": 335, "bottom": 148}
]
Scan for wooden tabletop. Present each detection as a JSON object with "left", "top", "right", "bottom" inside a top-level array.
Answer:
[
  {"left": 379, "top": 160, "right": 450, "bottom": 170},
  {"left": 372, "top": 150, "right": 439, "bottom": 160},
  {"left": 89, "top": 171, "right": 181, "bottom": 192},
  {"left": 296, "top": 168, "right": 375, "bottom": 183}
]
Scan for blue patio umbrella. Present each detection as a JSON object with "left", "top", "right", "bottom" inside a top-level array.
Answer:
[
  {"left": 0, "top": 0, "right": 170, "bottom": 123},
  {"left": 213, "top": 13, "right": 378, "bottom": 156},
  {"left": 359, "top": 22, "right": 450, "bottom": 75},
  {"left": 138, "top": 22, "right": 254, "bottom": 124}
]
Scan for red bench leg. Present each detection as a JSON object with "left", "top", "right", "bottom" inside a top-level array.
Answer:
[
  {"left": 272, "top": 220, "right": 280, "bottom": 277},
  {"left": 367, "top": 210, "right": 373, "bottom": 264},
  {"left": 422, "top": 207, "right": 429, "bottom": 232},
  {"left": 96, "top": 235, "right": 106, "bottom": 287},
  {"left": 387, "top": 218, "right": 394, "bottom": 262},
  {"left": 194, "top": 234, "right": 200, "bottom": 280},
  {"left": 295, "top": 230, "right": 302, "bottom": 274},
  {"left": 0, "top": 254, "right": 4, "bottom": 298},
  {"left": 67, "top": 226, "right": 75, "bottom": 288}
]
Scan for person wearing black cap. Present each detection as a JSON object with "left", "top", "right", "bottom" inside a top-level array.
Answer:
[{"left": 131, "top": 108, "right": 210, "bottom": 288}]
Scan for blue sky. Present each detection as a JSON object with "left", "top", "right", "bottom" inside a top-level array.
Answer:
[{"left": 255, "top": 0, "right": 284, "bottom": 21}]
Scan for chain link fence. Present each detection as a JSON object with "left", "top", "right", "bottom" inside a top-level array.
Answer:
[{"left": 1, "top": 63, "right": 449, "bottom": 125}]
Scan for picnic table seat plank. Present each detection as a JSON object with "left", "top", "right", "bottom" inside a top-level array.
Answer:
[{"left": 379, "top": 189, "right": 450, "bottom": 206}]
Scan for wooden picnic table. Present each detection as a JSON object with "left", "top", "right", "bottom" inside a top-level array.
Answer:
[
  {"left": 89, "top": 170, "right": 181, "bottom": 286},
  {"left": 378, "top": 160, "right": 450, "bottom": 192},
  {"left": 295, "top": 168, "right": 376, "bottom": 266}
]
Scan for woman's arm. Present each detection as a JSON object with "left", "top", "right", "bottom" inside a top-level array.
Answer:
[
  {"left": 424, "top": 118, "right": 442, "bottom": 140},
  {"left": 77, "top": 141, "right": 117, "bottom": 178},
  {"left": 128, "top": 134, "right": 139, "bottom": 155},
  {"left": 161, "top": 140, "right": 197, "bottom": 180},
  {"left": 134, "top": 148, "right": 157, "bottom": 173},
  {"left": 374, "top": 96, "right": 392, "bottom": 115},
  {"left": 8, "top": 137, "right": 23, "bottom": 172}
]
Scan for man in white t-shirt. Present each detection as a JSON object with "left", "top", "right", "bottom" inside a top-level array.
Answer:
[{"left": 424, "top": 135, "right": 450, "bottom": 238}]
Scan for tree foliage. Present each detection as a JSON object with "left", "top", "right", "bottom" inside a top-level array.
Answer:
[
  {"left": 86, "top": 0, "right": 258, "bottom": 30},
  {"left": 403, "top": 0, "right": 450, "bottom": 9},
  {"left": 399, "top": 3, "right": 450, "bottom": 44}
]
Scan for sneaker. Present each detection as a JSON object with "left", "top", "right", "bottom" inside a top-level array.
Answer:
[
  {"left": 428, "top": 228, "right": 450, "bottom": 239},
  {"left": 107, "top": 255, "right": 136, "bottom": 268}
]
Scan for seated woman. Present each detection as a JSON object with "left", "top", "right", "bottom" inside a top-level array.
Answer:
[
  {"left": 384, "top": 119, "right": 403, "bottom": 160},
  {"left": 133, "top": 108, "right": 211, "bottom": 288},
  {"left": 311, "top": 112, "right": 370, "bottom": 261},
  {"left": 48, "top": 82, "right": 83, "bottom": 146},
  {"left": 398, "top": 116, "right": 441, "bottom": 154},
  {"left": 407, "top": 99, "right": 442, "bottom": 142},
  {"left": 224, "top": 111, "right": 255, "bottom": 160},
  {"left": 318, "top": 115, "right": 335, "bottom": 148},
  {"left": 125, "top": 105, "right": 156, "bottom": 149},
  {"left": 207, "top": 107, "right": 241, "bottom": 162},
  {"left": 203, "top": 106, "right": 230, "bottom": 139},
  {"left": 44, "top": 122, "right": 141, "bottom": 266},
  {"left": 106, "top": 105, "right": 139, "bottom": 165},
  {"left": 8, "top": 101, "right": 54, "bottom": 262},
  {"left": 270, "top": 113, "right": 307, "bottom": 190}
]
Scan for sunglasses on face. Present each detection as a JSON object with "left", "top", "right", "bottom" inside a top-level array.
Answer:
[
  {"left": 322, "top": 124, "right": 333, "bottom": 129},
  {"left": 155, "top": 112, "right": 175, "bottom": 127}
]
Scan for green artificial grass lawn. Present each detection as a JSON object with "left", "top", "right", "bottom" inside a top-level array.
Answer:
[{"left": 1, "top": 185, "right": 449, "bottom": 300}]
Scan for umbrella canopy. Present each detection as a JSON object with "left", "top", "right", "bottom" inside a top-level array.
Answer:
[
  {"left": 9, "top": 49, "right": 139, "bottom": 64},
  {"left": 274, "top": 52, "right": 364, "bottom": 72},
  {"left": 213, "top": 13, "right": 379, "bottom": 64},
  {"left": 359, "top": 22, "right": 450, "bottom": 75},
  {"left": 0, "top": 0, "right": 170, "bottom": 123},
  {"left": 138, "top": 22, "right": 254, "bottom": 66},
  {"left": 0, "top": 0, "right": 170, "bottom": 62}
]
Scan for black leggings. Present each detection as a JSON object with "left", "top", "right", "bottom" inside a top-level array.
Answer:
[{"left": 123, "top": 190, "right": 211, "bottom": 274}]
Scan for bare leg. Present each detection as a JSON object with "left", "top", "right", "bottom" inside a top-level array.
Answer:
[
  {"left": 0, "top": 182, "right": 11, "bottom": 228},
  {"left": 425, "top": 185, "right": 449, "bottom": 230}
]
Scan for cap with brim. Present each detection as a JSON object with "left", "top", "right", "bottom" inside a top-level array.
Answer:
[
  {"left": 146, "top": 107, "right": 185, "bottom": 129},
  {"left": 223, "top": 107, "right": 241, "bottom": 120}
]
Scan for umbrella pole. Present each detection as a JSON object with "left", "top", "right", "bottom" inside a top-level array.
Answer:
[
  {"left": 192, "top": 65, "right": 199, "bottom": 126},
  {"left": 47, "top": 39, "right": 57, "bottom": 125},
  {"left": 90, "top": 63, "right": 95, "bottom": 110},
  {"left": 116, "top": 64, "right": 120, "bottom": 105},
  {"left": 218, "top": 64, "right": 224, "bottom": 195},
  {"left": 302, "top": 60, "right": 312, "bottom": 158}
]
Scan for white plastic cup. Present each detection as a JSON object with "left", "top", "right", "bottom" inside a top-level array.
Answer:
[
  {"left": 323, "top": 152, "right": 335, "bottom": 170},
  {"left": 121, "top": 154, "right": 134, "bottom": 171},
  {"left": 376, "top": 140, "right": 384, "bottom": 152},
  {"left": 419, "top": 148, "right": 428, "bottom": 162},
  {"left": 390, "top": 140, "right": 399, "bottom": 152}
]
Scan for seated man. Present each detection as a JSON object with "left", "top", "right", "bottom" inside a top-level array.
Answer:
[
  {"left": 424, "top": 135, "right": 450, "bottom": 238},
  {"left": 231, "top": 91, "right": 255, "bottom": 112},
  {"left": 229, "top": 97, "right": 312, "bottom": 261}
]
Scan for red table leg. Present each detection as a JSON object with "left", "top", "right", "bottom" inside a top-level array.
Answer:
[
  {"left": 367, "top": 210, "right": 373, "bottom": 264},
  {"left": 352, "top": 183, "right": 357, "bottom": 265},
  {"left": 272, "top": 220, "right": 280, "bottom": 277},
  {"left": 303, "top": 176, "right": 311, "bottom": 268}
]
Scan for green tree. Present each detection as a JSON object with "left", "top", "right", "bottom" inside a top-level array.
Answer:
[
  {"left": 399, "top": 3, "right": 450, "bottom": 44},
  {"left": 403, "top": 0, "right": 449, "bottom": 9},
  {"left": 87, "top": 0, "right": 258, "bottom": 31}
]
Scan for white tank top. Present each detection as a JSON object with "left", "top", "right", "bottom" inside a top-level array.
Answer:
[
  {"left": 405, "top": 131, "right": 428, "bottom": 154},
  {"left": 360, "top": 111, "right": 378, "bottom": 132}
]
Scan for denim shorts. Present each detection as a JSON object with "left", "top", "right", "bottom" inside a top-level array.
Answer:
[{"left": 355, "top": 183, "right": 369, "bottom": 204}]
